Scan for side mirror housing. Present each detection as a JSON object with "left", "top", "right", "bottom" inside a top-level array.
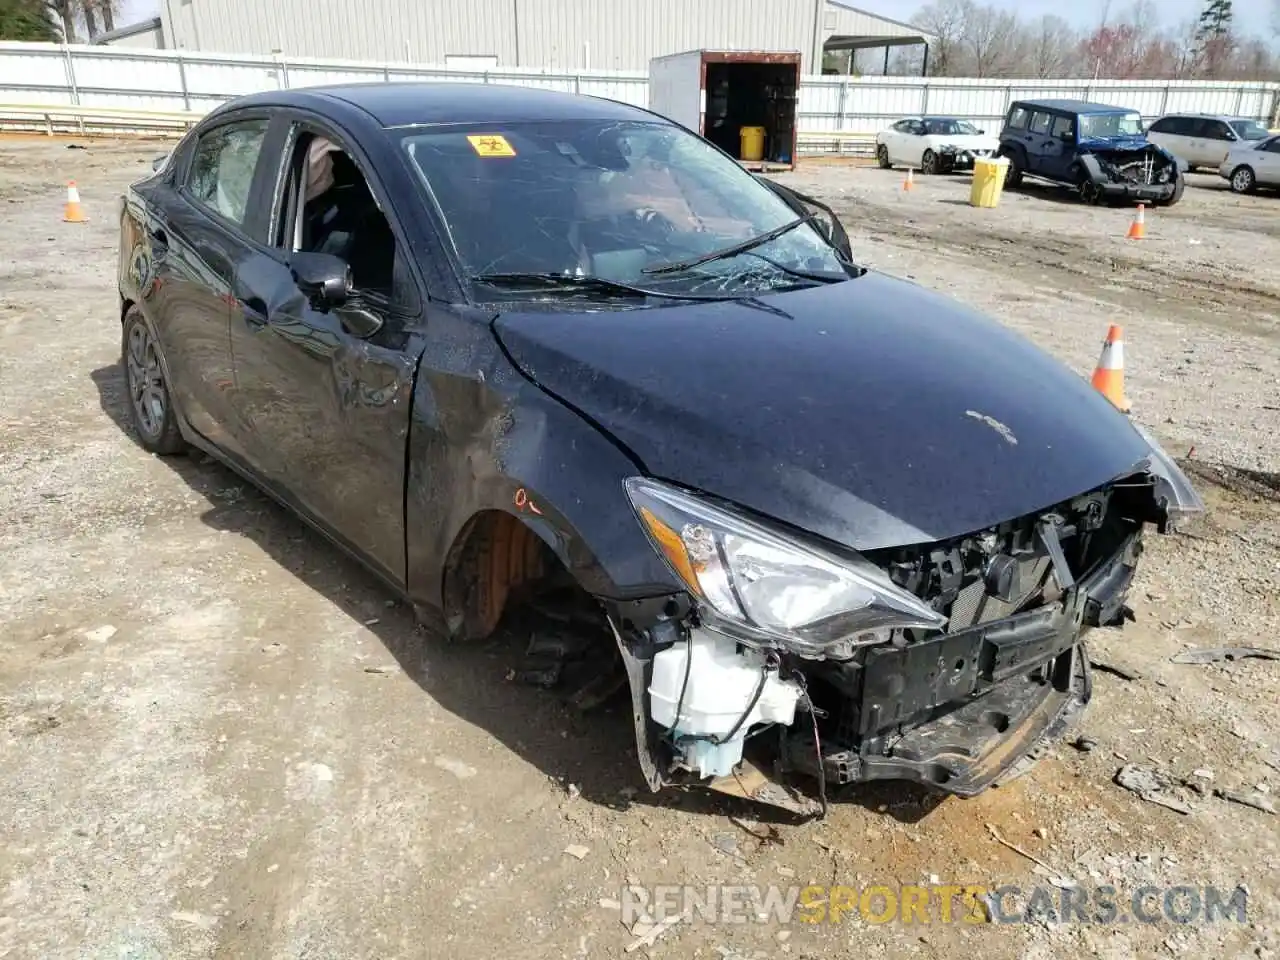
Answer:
[
  {"left": 976, "top": 128, "right": 985, "bottom": 135},
  {"left": 290, "top": 251, "right": 351, "bottom": 311}
]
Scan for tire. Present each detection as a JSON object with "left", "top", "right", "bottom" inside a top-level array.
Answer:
[
  {"left": 1230, "top": 165, "right": 1256, "bottom": 194},
  {"left": 876, "top": 144, "right": 891, "bottom": 169},
  {"left": 921, "top": 149, "right": 938, "bottom": 175},
  {"left": 1075, "top": 167, "right": 1102, "bottom": 205},
  {"left": 1160, "top": 175, "right": 1186, "bottom": 207},
  {"left": 1000, "top": 148, "right": 1024, "bottom": 188},
  {"left": 122, "top": 307, "right": 186, "bottom": 455}
]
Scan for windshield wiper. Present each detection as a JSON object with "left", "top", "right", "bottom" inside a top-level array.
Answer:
[
  {"left": 641, "top": 215, "right": 814, "bottom": 276},
  {"left": 470, "top": 271, "right": 723, "bottom": 301}
]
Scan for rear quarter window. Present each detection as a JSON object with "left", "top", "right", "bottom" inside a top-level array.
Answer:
[
  {"left": 1029, "top": 112, "right": 1053, "bottom": 134},
  {"left": 186, "top": 118, "right": 270, "bottom": 226},
  {"left": 1148, "top": 117, "right": 1176, "bottom": 134},
  {"left": 1007, "top": 107, "right": 1030, "bottom": 130}
]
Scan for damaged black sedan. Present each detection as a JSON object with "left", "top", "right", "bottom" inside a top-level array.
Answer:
[{"left": 117, "top": 83, "right": 1202, "bottom": 815}]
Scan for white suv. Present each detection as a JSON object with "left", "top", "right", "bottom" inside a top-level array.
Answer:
[{"left": 1146, "top": 114, "right": 1271, "bottom": 170}]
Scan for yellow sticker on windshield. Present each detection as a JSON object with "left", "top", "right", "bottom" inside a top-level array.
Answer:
[{"left": 467, "top": 134, "right": 516, "bottom": 157}]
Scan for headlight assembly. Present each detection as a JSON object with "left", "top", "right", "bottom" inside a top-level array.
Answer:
[
  {"left": 625, "top": 478, "right": 946, "bottom": 658},
  {"left": 1129, "top": 422, "right": 1205, "bottom": 527}
]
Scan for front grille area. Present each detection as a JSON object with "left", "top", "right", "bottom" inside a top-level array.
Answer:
[{"left": 948, "top": 555, "right": 1053, "bottom": 630}]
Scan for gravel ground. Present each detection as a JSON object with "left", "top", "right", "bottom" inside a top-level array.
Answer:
[{"left": 0, "top": 139, "right": 1277, "bottom": 960}]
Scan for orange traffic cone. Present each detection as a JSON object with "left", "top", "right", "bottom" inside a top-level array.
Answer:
[
  {"left": 62, "top": 180, "right": 88, "bottom": 223},
  {"left": 903, "top": 168, "right": 914, "bottom": 192},
  {"left": 1126, "top": 203, "right": 1145, "bottom": 240},
  {"left": 1091, "top": 324, "right": 1130, "bottom": 413}
]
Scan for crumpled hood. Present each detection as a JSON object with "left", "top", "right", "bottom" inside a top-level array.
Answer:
[
  {"left": 494, "top": 272, "right": 1152, "bottom": 552},
  {"left": 1079, "top": 134, "right": 1153, "bottom": 152}
]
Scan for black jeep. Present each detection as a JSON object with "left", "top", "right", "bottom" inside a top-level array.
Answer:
[{"left": 997, "top": 99, "right": 1186, "bottom": 205}]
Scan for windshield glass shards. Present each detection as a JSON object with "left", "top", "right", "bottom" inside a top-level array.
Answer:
[{"left": 400, "top": 120, "right": 853, "bottom": 301}]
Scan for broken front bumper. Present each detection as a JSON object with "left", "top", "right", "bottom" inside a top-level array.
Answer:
[
  {"left": 609, "top": 529, "right": 1141, "bottom": 813},
  {"left": 1095, "top": 180, "right": 1177, "bottom": 202}
]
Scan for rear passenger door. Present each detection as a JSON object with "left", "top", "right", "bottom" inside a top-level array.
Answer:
[
  {"left": 150, "top": 112, "right": 275, "bottom": 459},
  {"left": 1021, "top": 110, "right": 1058, "bottom": 177}
]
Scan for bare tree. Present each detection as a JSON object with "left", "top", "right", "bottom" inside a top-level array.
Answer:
[
  {"left": 965, "top": 5, "right": 1020, "bottom": 77},
  {"left": 915, "top": 0, "right": 973, "bottom": 76},
  {"left": 1026, "top": 15, "right": 1079, "bottom": 78}
]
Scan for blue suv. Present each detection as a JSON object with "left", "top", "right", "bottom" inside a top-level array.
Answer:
[{"left": 997, "top": 99, "right": 1185, "bottom": 206}]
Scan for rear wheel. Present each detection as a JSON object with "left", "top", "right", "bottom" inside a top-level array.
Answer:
[
  {"left": 921, "top": 149, "right": 939, "bottom": 175},
  {"left": 1000, "top": 149, "right": 1024, "bottom": 187},
  {"left": 876, "top": 144, "right": 891, "bottom": 169},
  {"left": 122, "top": 307, "right": 185, "bottom": 455},
  {"left": 1230, "top": 165, "right": 1256, "bottom": 194}
]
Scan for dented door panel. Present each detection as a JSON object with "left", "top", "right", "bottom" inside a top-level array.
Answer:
[{"left": 228, "top": 251, "right": 422, "bottom": 585}]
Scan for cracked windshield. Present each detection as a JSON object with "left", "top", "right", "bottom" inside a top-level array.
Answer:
[{"left": 402, "top": 120, "right": 850, "bottom": 302}]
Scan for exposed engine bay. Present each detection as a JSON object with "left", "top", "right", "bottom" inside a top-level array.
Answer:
[
  {"left": 1079, "top": 145, "right": 1182, "bottom": 203},
  {"left": 598, "top": 453, "right": 1200, "bottom": 817}
]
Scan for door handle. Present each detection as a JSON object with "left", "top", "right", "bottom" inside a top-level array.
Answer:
[{"left": 241, "top": 296, "right": 269, "bottom": 329}]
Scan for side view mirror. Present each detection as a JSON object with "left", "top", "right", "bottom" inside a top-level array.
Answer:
[
  {"left": 291, "top": 251, "right": 351, "bottom": 311},
  {"left": 151, "top": 153, "right": 170, "bottom": 171},
  {"left": 977, "top": 128, "right": 986, "bottom": 135}
]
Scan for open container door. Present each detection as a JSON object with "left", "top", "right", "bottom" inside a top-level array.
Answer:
[
  {"left": 702, "top": 51, "right": 800, "bottom": 173},
  {"left": 649, "top": 49, "right": 800, "bottom": 173}
]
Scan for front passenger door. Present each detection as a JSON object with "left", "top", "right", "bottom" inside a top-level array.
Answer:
[{"left": 228, "top": 121, "right": 426, "bottom": 584}]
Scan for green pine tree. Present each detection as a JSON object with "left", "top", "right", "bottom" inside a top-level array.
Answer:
[
  {"left": 1194, "top": 0, "right": 1235, "bottom": 75},
  {"left": 0, "top": 0, "right": 61, "bottom": 41}
]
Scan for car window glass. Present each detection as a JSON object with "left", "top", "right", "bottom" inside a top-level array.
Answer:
[
  {"left": 1029, "top": 112, "right": 1052, "bottom": 134},
  {"left": 1050, "top": 115, "right": 1074, "bottom": 139},
  {"left": 187, "top": 119, "right": 269, "bottom": 226},
  {"left": 1265, "top": 138, "right": 1280, "bottom": 153},
  {"left": 893, "top": 120, "right": 910, "bottom": 133},
  {"left": 1008, "top": 107, "right": 1030, "bottom": 129},
  {"left": 1207, "top": 121, "right": 1233, "bottom": 140},
  {"left": 400, "top": 119, "right": 845, "bottom": 295},
  {"left": 277, "top": 131, "right": 398, "bottom": 301},
  {"left": 1229, "top": 119, "right": 1269, "bottom": 140},
  {"left": 1149, "top": 117, "right": 1175, "bottom": 134}
]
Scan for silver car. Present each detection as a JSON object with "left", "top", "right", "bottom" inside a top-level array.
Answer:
[
  {"left": 1147, "top": 113, "right": 1270, "bottom": 170},
  {"left": 1219, "top": 133, "right": 1280, "bottom": 193}
]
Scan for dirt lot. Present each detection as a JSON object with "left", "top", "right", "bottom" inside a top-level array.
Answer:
[{"left": 1, "top": 138, "right": 1278, "bottom": 960}]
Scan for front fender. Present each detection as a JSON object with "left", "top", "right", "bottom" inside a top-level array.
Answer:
[{"left": 404, "top": 310, "right": 681, "bottom": 615}]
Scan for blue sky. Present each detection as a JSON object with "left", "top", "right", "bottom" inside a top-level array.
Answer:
[{"left": 847, "top": 0, "right": 1273, "bottom": 35}]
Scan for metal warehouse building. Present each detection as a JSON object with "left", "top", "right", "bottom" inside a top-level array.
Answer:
[{"left": 156, "top": 0, "right": 929, "bottom": 73}]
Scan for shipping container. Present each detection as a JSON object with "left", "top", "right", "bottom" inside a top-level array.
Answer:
[{"left": 648, "top": 49, "right": 800, "bottom": 171}]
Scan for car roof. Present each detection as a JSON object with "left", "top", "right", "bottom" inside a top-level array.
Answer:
[
  {"left": 1159, "top": 112, "right": 1253, "bottom": 120},
  {"left": 1012, "top": 99, "right": 1133, "bottom": 115},
  {"left": 221, "top": 82, "right": 654, "bottom": 129}
]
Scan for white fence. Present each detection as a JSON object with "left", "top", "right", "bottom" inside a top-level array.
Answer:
[{"left": 3, "top": 41, "right": 1278, "bottom": 140}]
